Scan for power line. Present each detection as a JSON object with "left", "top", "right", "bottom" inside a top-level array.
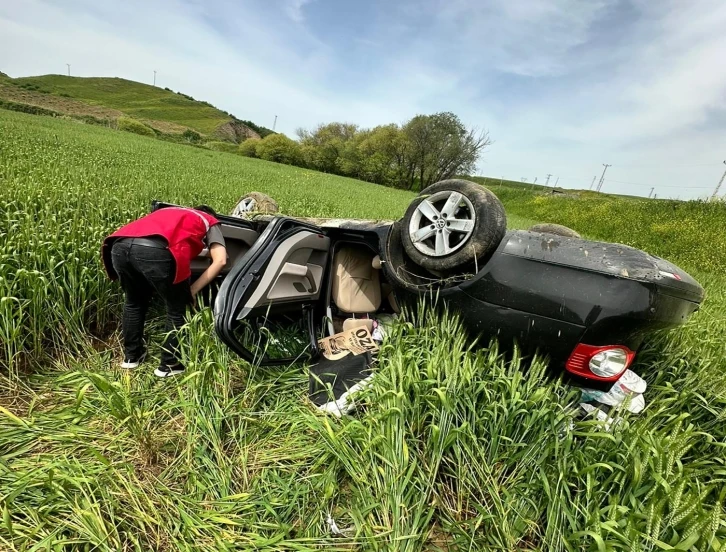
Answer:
[
  {"left": 606, "top": 182, "right": 711, "bottom": 190},
  {"left": 596, "top": 164, "right": 611, "bottom": 193},
  {"left": 610, "top": 162, "right": 725, "bottom": 168},
  {"left": 711, "top": 160, "right": 726, "bottom": 200}
]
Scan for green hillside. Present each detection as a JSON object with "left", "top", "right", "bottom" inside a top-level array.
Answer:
[{"left": 11, "top": 75, "right": 232, "bottom": 134}]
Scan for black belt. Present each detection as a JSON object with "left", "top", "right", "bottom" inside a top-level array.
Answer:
[{"left": 119, "top": 237, "right": 168, "bottom": 249}]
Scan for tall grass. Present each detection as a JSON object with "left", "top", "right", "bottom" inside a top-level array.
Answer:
[{"left": 1, "top": 109, "right": 725, "bottom": 550}]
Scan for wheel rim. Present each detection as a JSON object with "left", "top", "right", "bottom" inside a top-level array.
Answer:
[
  {"left": 238, "top": 197, "right": 257, "bottom": 212},
  {"left": 408, "top": 190, "right": 476, "bottom": 257}
]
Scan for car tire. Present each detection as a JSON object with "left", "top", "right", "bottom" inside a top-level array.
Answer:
[
  {"left": 401, "top": 179, "right": 507, "bottom": 272},
  {"left": 529, "top": 223, "right": 581, "bottom": 238}
]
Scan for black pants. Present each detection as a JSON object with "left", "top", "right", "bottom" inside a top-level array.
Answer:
[{"left": 111, "top": 240, "right": 192, "bottom": 367}]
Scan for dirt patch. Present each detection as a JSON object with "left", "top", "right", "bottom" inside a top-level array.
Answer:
[
  {"left": 138, "top": 118, "right": 191, "bottom": 134},
  {"left": 0, "top": 82, "right": 122, "bottom": 119},
  {"left": 213, "top": 120, "right": 261, "bottom": 143}
]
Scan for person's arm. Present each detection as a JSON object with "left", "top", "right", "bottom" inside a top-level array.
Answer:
[{"left": 191, "top": 243, "right": 226, "bottom": 296}]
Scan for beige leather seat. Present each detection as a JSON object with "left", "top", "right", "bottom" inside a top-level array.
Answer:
[{"left": 332, "top": 246, "right": 381, "bottom": 314}]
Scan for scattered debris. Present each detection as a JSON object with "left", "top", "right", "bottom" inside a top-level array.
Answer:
[{"left": 578, "top": 370, "right": 647, "bottom": 430}]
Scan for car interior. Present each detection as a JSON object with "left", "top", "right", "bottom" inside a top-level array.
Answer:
[
  {"left": 191, "top": 221, "right": 260, "bottom": 276},
  {"left": 324, "top": 241, "right": 400, "bottom": 336}
]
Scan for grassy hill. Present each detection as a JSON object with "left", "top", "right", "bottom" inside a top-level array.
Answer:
[
  {"left": 1, "top": 109, "right": 725, "bottom": 550},
  {"left": 0, "top": 73, "right": 273, "bottom": 140},
  {"left": 13, "top": 75, "right": 230, "bottom": 133}
]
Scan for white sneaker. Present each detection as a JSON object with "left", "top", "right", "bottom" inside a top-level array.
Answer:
[
  {"left": 154, "top": 364, "right": 186, "bottom": 378},
  {"left": 120, "top": 349, "right": 146, "bottom": 369}
]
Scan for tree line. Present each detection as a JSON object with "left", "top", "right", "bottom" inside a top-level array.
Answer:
[{"left": 238, "top": 112, "right": 490, "bottom": 191}]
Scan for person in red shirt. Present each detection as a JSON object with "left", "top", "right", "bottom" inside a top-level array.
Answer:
[{"left": 102, "top": 205, "right": 227, "bottom": 377}]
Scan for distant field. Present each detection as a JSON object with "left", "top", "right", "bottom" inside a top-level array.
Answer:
[{"left": 1, "top": 109, "right": 725, "bottom": 551}]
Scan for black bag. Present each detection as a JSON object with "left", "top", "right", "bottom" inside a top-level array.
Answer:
[{"left": 309, "top": 352, "right": 374, "bottom": 407}]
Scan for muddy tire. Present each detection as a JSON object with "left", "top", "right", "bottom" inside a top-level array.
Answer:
[
  {"left": 231, "top": 192, "right": 279, "bottom": 217},
  {"left": 401, "top": 179, "right": 507, "bottom": 272},
  {"left": 529, "top": 223, "right": 581, "bottom": 238}
]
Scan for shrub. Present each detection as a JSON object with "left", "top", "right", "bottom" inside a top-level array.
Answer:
[
  {"left": 238, "top": 138, "right": 259, "bottom": 158},
  {"left": 182, "top": 129, "right": 202, "bottom": 144},
  {"left": 117, "top": 117, "right": 155, "bottom": 137},
  {"left": 255, "top": 134, "right": 302, "bottom": 165},
  {"left": 205, "top": 141, "right": 239, "bottom": 154},
  {"left": 0, "top": 100, "right": 58, "bottom": 116}
]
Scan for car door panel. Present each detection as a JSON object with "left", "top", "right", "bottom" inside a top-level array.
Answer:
[
  {"left": 192, "top": 221, "right": 260, "bottom": 276},
  {"left": 242, "top": 231, "right": 329, "bottom": 312},
  {"left": 214, "top": 217, "right": 330, "bottom": 365}
]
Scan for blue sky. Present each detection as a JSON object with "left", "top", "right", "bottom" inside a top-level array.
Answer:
[{"left": 1, "top": 0, "right": 725, "bottom": 199}]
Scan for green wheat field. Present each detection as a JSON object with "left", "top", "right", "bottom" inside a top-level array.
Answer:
[{"left": 1, "top": 109, "right": 725, "bottom": 551}]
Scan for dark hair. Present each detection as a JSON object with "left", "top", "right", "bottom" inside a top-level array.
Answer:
[{"left": 194, "top": 205, "right": 217, "bottom": 216}]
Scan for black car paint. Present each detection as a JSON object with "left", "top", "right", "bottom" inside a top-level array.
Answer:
[{"left": 379, "top": 222, "right": 702, "bottom": 385}]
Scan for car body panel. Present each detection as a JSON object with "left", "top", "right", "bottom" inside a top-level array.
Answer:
[{"left": 150, "top": 201, "right": 704, "bottom": 386}]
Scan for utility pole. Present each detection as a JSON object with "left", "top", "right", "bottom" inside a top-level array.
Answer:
[
  {"left": 66, "top": 64, "right": 70, "bottom": 76},
  {"left": 596, "top": 164, "right": 611, "bottom": 193},
  {"left": 533, "top": 177, "right": 538, "bottom": 185},
  {"left": 554, "top": 176, "right": 559, "bottom": 187},
  {"left": 545, "top": 173, "right": 553, "bottom": 187},
  {"left": 153, "top": 70, "right": 156, "bottom": 86},
  {"left": 272, "top": 115, "right": 278, "bottom": 132},
  {"left": 711, "top": 160, "right": 726, "bottom": 201},
  {"left": 589, "top": 176, "right": 596, "bottom": 190},
  {"left": 648, "top": 187, "right": 654, "bottom": 199}
]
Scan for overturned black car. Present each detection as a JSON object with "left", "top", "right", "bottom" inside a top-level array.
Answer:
[{"left": 154, "top": 179, "right": 704, "bottom": 389}]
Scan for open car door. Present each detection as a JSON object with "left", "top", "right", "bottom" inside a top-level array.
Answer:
[{"left": 214, "top": 217, "right": 331, "bottom": 365}]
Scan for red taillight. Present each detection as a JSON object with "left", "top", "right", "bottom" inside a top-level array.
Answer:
[{"left": 565, "top": 344, "right": 635, "bottom": 382}]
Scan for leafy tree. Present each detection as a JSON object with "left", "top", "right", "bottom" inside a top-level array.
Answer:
[
  {"left": 255, "top": 134, "right": 302, "bottom": 165},
  {"left": 297, "top": 122, "right": 358, "bottom": 173},
  {"left": 355, "top": 125, "right": 411, "bottom": 187},
  {"left": 291, "top": 113, "right": 489, "bottom": 190},
  {"left": 402, "top": 112, "right": 490, "bottom": 190},
  {"left": 238, "top": 138, "right": 259, "bottom": 157}
]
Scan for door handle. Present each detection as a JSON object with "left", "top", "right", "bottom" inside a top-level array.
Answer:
[{"left": 279, "top": 262, "right": 317, "bottom": 294}]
